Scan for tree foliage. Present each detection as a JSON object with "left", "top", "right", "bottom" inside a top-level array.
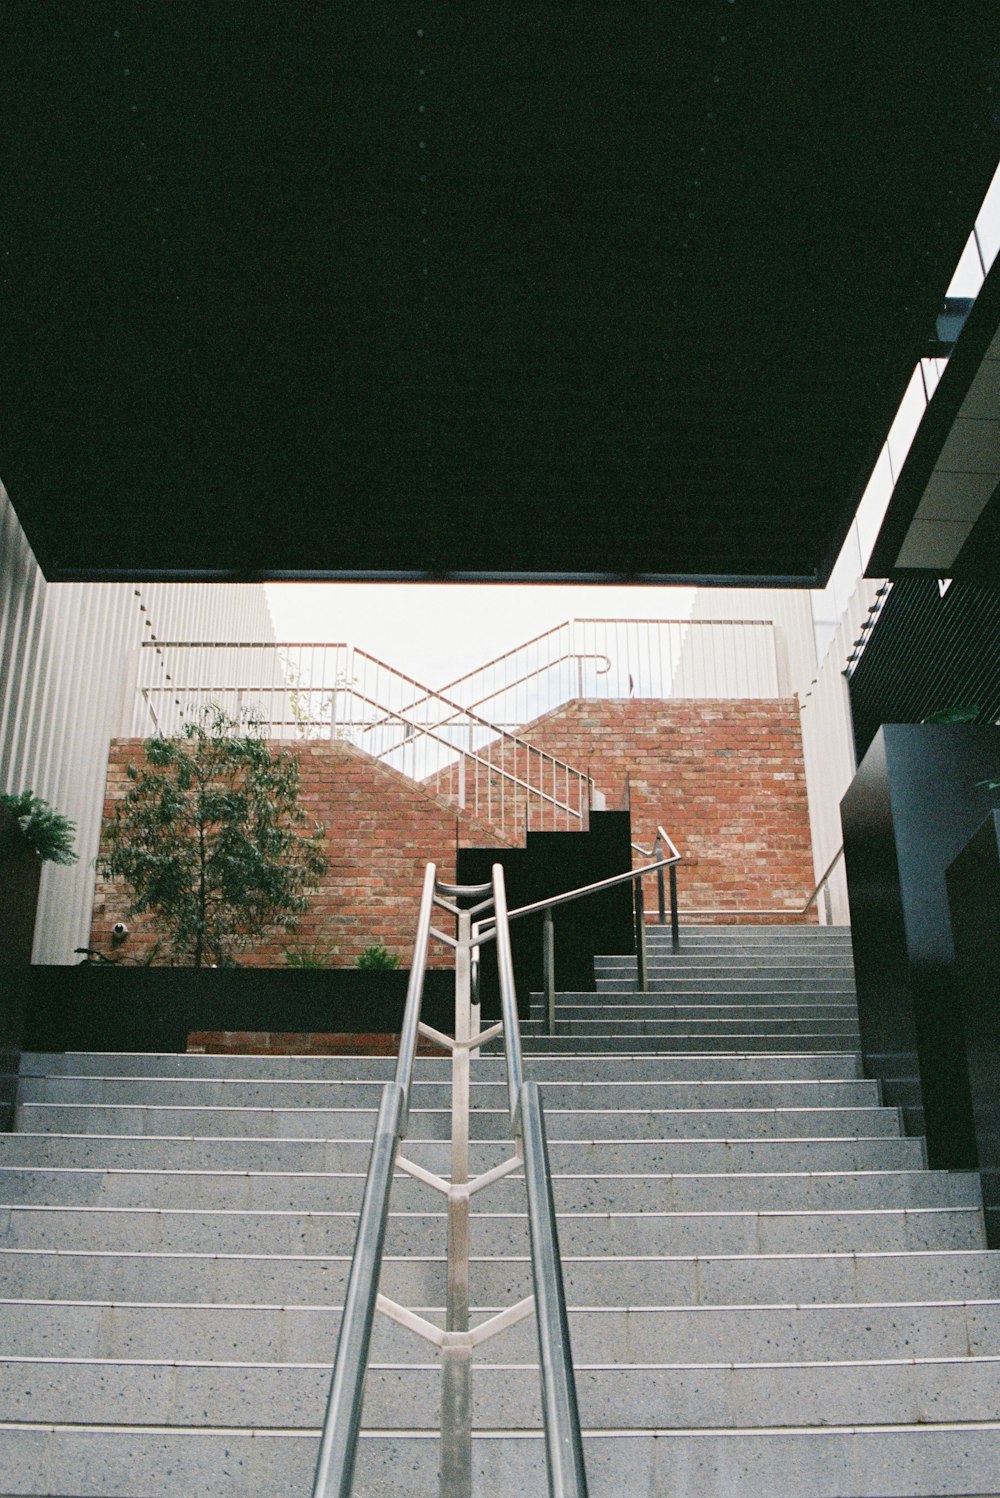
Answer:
[
  {"left": 98, "top": 708, "right": 328, "bottom": 967},
  {"left": 0, "top": 791, "right": 77, "bottom": 866}
]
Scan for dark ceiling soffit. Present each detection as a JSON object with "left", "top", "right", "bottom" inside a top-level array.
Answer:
[
  {"left": 866, "top": 250, "right": 1000, "bottom": 579},
  {"left": 43, "top": 566, "right": 822, "bottom": 588}
]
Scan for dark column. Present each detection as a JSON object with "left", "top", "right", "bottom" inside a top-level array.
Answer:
[
  {"left": 841, "top": 723, "right": 1000, "bottom": 1168},
  {"left": 947, "top": 812, "right": 1000, "bottom": 1245}
]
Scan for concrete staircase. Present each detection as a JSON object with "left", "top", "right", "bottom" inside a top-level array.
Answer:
[{"left": 2, "top": 924, "right": 1000, "bottom": 1494}]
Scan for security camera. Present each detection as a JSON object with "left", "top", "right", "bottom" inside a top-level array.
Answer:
[{"left": 111, "top": 922, "right": 129, "bottom": 942}]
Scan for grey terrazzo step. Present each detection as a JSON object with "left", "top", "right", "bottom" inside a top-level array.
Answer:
[
  {"left": 592, "top": 976, "right": 862, "bottom": 988},
  {"left": 13, "top": 1101, "right": 902, "bottom": 1141},
  {"left": 3, "top": 1298, "right": 1000, "bottom": 1363},
  {"left": 595, "top": 956, "right": 856, "bottom": 972},
  {"left": 515, "top": 1034, "right": 861, "bottom": 1052},
  {"left": 2, "top": 1422, "right": 1000, "bottom": 1498},
  {"left": 530, "top": 1001, "right": 860, "bottom": 1019},
  {"left": 518, "top": 1016, "right": 861, "bottom": 1035},
  {"left": 1, "top": 1247, "right": 997, "bottom": 1306},
  {"left": 4, "top": 1353, "right": 1000, "bottom": 1430},
  {"left": 0, "top": 1132, "right": 927, "bottom": 1174},
  {"left": 14, "top": 1074, "right": 884, "bottom": 1109},
  {"left": 0, "top": 1205, "right": 983, "bottom": 1256},
  {"left": 0, "top": 1166, "right": 973, "bottom": 1214},
  {"left": 18, "top": 1050, "right": 868, "bottom": 1081}
]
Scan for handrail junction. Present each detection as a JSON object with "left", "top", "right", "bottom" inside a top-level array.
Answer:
[{"left": 312, "top": 861, "right": 588, "bottom": 1498}]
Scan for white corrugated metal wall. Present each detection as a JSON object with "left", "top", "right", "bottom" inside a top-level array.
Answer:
[{"left": 0, "top": 486, "right": 274, "bottom": 963}]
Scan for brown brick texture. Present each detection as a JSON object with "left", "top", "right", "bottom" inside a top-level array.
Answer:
[
  {"left": 507, "top": 699, "right": 816, "bottom": 923},
  {"left": 91, "top": 699, "right": 816, "bottom": 965},
  {"left": 91, "top": 737, "right": 508, "bottom": 968}
]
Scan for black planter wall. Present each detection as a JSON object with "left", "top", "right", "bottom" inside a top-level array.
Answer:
[
  {"left": 841, "top": 723, "right": 1000, "bottom": 1169},
  {"left": 457, "top": 810, "right": 634, "bottom": 1020},
  {"left": 0, "top": 815, "right": 43, "bottom": 1129},
  {"left": 18, "top": 966, "right": 454, "bottom": 1056},
  {"left": 947, "top": 812, "right": 1000, "bottom": 1246}
]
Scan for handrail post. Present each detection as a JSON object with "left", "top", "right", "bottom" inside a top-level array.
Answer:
[
  {"left": 669, "top": 864, "right": 680, "bottom": 953},
  {"left": 656, "top": 846, "right": 666, "bottom": 927},
  {"left": 543, "top": 908, "right": 556, "bottom": 1035},
  {"left": 443, "top": 906, "right": 473, "bottom": 1497},
  {"left": 635, "top": 876, "right": 648, "bottom": 993}
]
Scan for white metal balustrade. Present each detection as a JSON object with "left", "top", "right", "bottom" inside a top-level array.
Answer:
[
  {"left": 388, "top": 617, "right": 782, "bottom": 735},
  {"left": 127, "top": 642, "right": 594, "bottom": 845}
]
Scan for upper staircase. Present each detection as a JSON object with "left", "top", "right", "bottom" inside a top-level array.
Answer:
[{"left": 2, "top": 922, "right": 1000, "bottom": 1495}]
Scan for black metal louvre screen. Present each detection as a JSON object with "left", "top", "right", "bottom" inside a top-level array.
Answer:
[{"left": 848, "top": 579, "right": 1000, "bottom": 763}]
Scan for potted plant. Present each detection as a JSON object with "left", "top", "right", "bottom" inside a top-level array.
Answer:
[{"left": 0, "top": 791, "right": 77, "bottom": 968}]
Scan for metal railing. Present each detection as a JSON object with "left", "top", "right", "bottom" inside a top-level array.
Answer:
[
  {"left": 129, "top": 642, "right": 594, "bottom": 845},
  {"left": 478, "top": 827, "right": 683, "bottom": 1034},
  {"left": 676, "top": 844, "right": 846, "bottom": 925},
  {"left": 312, "top": 862, "right": 588, "bottom": 1498},
  {"left": 428, "top": 618, "right": 782, "bottom": 726}
]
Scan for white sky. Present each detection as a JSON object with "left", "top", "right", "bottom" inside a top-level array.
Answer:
[{"left": 266, "top": 583, "right": 697, "bottom": 688}]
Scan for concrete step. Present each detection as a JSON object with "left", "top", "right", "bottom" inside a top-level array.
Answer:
[
  {"left": 0, "top": 1167, "right": 972, "bottom": 1215},
  {"left": 14, "top": 1074, "right": 885, "bottom": 1110},
  {"left": 530, "top": 1001, "right": 859, "bottom": 1019},
  {"left": 529, "top": 1000, "right": 862, "bottom": 1012},
  {"left": 593, "top": 978, "right": 858, "bottom": 995},
  {"left": 2, "top": 1421, "right": 1000, "bottom": 1498},
  {"left": 0, "top": 1133, "right": 928, "bottom": 1174},
  {"left": 12, "top": 1102, "right": 903, "bottom": 1141},
  {"left": 515, "top": 1035, "right": 861, "bottom": 1052},
  {"left": 1, "top": 1297, "right": 998, "bottom": 1364},
  {"left": 518, "top": 1017, "right": 861, "bottom": 1036},
  {"left": 595, "top": 957, "right": 856, "bottom": 972},
  {"left": 3, "top": 1352, "right": 1000, "bottom": 1430},
  {"left": 0, "top": 1205, "right": 984, "bottom": 1256},
  {"left": 18, "top": 1051, "right": 867, "bottom": 1081},
  {"left": 0, "top": 1247, "right": 995, "bottom": 1306}
]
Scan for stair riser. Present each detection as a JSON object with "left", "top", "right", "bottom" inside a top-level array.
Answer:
[
  {"left": 0, "top": 1168, "right": 974, "bottom": 1214},
  {"left": 13, "top": 1103, "right": 902, "bottom": 1141},
  {"left": 593, "top": 978, "right": 859, "bottom": 991},
  {"left": 0, "top": 1207, "right": 983, "bottom": 1257},
  {"left": 15, "top": 1078, "right": 883, "bottom": 1109},
  {"left": 0, "top": 1424, "right": 998, "bottom": 1498},
  {"left": 0, "top": 1136, "right": 928, "bottom": 1173},
  {"left": 531, "top": 1003, "right": 859, "bottom": 1019},
  {"left": 19, "top": 1052, "right": 865, "bottom": 1081},
  {"left": 514, "top": 1018, "right": 862, "bottom": 1030},
  {"left": 1, "top": 1301, "right": 997, "bottom": 1363},
  {"left": 2, "top": 1358, "right": 997, "bottom": 1430},
  {"left": 516, "top": 1036, "right": 861, "bottom": 1052},
  {"left": 0, "top": 1246, "right": 995, "bottom": 1304}
]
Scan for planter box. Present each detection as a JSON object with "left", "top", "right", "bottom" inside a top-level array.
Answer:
[
  {"left": 947, "top": 812, "right": 1000, "bottom": 1246},
  {"left": 19, "top": 966, "right": 454, "bottom": 1055},
  {"left": 0, "top": 812, "right": 43, "bottom": 1128},
  {"left": 841, "top": 723, "right": 1000, "bottom": 1168}
]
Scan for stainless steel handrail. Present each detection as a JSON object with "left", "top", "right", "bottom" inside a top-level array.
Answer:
[
  {"left": 312, "top": 860, "right": 589, "bottom": 1498},
  {"left": 472, "top": 827, "right": 683, "bottom": 1030},
  {"left": 678, "top": 844, "right": 846, "bottom": 921}
]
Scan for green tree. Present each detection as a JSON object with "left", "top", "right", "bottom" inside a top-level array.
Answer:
[{"left": 98, "top": 708, "right": 328, "bottom": 967}]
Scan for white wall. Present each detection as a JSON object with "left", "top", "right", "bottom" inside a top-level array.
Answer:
[
  {"left": 0, "top": 486, "right": 274, "bottom": 962},
  {"left": 686, "top": 588, "right": 818, "bottom": 700}
]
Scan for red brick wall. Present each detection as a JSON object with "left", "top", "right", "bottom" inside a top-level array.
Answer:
[
  {"left": 91, "top": 738, "right": 507, "bottom": 968},
  {"left": 512, "top": 699, "right": 815, "bottom": 922},
  {"left": 91, "top": 699, "right": 816, "bottom": 965}
]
